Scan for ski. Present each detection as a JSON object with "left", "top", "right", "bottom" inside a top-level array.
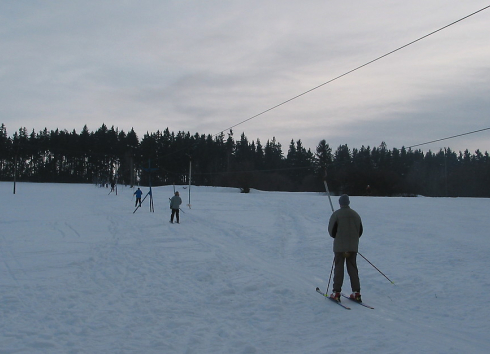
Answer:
[
  {"left": 316, "top": 287, "right": 350, "bottom": 310},
  {"left": 341, "top": 293, "right": 374, "bottom": 309}
]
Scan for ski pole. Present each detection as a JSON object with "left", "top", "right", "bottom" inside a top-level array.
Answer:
[
  {"left": 358, "top": 252, "right": 395, "bottom": 284},
  {"left": 325, "top": 257, "right": 335, "bottom": 295},
  {"left": 133, "top": 192, "right": 149, "bottom": 214}
]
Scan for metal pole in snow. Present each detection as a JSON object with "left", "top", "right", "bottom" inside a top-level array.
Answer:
[
  {"left": 13, "top": 154, "right": 17, "bottom": 194},
  {"left": 188, "top": 158, "right": 192, "bottom": 208},
  {"left": 323, "top": 168, "right": 335, "bottom": 213},
  {"left": 323, "top": 167, "right": 335, "bottom": 295}
]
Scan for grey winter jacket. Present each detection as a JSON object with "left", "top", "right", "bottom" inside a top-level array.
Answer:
[
  {"left": 328, "top": 206, "right": 363, "bottom": 252},
  {"left": 170, "top": 196, "right": 182, "bottom": 210}
]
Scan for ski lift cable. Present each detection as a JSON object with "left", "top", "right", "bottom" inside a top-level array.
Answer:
[
  {"left": 156, "top": 5, "right": 489, "bottom": 161},
  {"left": 212, "top": 5, "right": 490, "bottom": 138},
  {"left": 407, "top": 127, "right": 490, "bottom": 149}
]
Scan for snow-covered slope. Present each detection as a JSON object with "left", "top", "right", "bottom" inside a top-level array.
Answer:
[{"left": 1, "top": 182, "right": 489, "bottom": 353}]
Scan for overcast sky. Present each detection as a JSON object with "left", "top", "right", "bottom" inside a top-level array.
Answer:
[{"left": 1, "top": 0, "right": 489, "bottom": 154}]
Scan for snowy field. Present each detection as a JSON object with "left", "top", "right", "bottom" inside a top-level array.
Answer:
[{"left": 1, "top": 182, "right": 490, "bottom": 353}]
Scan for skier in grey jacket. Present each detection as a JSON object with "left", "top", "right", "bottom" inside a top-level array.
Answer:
[
  {"left": 328, "top": 194, "right": 363, "bottom": 301},
  {"left": 169, "top": 191, "right": 182, "bottom": 223}
]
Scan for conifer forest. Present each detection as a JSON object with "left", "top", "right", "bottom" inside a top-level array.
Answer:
[{"left": 1, "top": 123, "right": 489, "bottom": 197}]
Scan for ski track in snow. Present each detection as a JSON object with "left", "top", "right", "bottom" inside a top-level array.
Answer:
[{"left": 1, "top": 182, "right": 490, "bottom": 353}]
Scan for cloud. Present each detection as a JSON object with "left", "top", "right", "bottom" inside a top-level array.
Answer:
[{"left": 1, "top": 1, "right": 489, "bottom": 154}]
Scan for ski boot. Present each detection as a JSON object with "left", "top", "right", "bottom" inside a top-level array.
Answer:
[
  {"left": 329, "top": 292, "right": 341, "bottom": 302},
  {"left": 349, "top": 292, "right": 362, "bottom": 302}
]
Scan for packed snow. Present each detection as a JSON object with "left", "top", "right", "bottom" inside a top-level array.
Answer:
[{"left": 1, "top": 182, "right": 489, "bottom": 353}]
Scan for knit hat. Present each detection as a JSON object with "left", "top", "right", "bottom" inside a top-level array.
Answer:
[{"left": 339, "top": 194, "right": 350, "bottom": 206}]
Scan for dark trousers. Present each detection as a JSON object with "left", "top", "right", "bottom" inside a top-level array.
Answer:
[
  {"left": 135, "top": 197, "right": 141, "bottom": 207},
  {"left": 171, "top": 208, "right": 180, "bottom": 223},
  {"left": 333, "top": 252, "right": 360, "bottom": 293}
]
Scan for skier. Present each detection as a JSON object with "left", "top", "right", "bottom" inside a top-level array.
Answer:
[
  {"left": 169, "top": 191, "right": 182, "bottom": 223},
  {"left": 328, "top": 194, "right": 363, "bottom": 302},
  {"left": 134, "top": 188, "right": 143, "bottom": 207}
]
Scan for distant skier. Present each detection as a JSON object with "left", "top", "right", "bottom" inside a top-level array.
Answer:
[
  {"left": 169, "top": 191, "right": 182, "bottom": 224},
  {"left": 134, "top": 188, "right": 143, "bottom": 207},
  {"left": 328, "top": 194, "right": 363, "bottom": 302}
]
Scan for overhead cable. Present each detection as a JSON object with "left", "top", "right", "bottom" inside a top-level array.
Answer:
[
  {"left": 407, "top": 127, "right": 490, "bottom": 149},
  {"left": 214, "top": 5, "right": 490, "bottom": 137}
]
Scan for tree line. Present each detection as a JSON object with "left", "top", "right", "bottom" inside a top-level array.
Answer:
[{"left": 1, "top": 123, "right": 489, "bottom": 197}]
